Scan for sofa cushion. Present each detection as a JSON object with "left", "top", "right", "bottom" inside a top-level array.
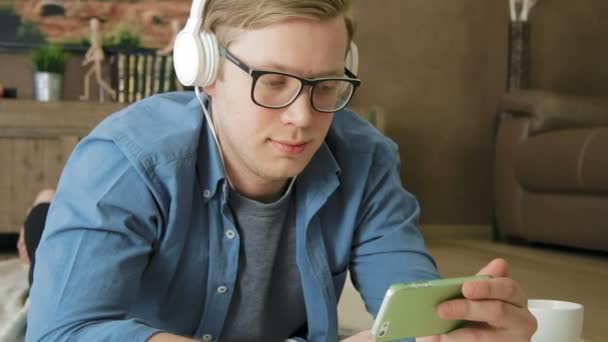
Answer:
[{"left": 514, "top": 127, "right": 608, "bottom": 193}]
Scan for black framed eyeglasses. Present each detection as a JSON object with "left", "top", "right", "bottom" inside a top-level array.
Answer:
[{"left": 220, "top": 47, "right": 361, "bottom": 113}]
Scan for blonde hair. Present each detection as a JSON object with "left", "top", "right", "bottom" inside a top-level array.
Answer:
[{"left": 202, "top": 0, "right": 355, "bottom": 75}]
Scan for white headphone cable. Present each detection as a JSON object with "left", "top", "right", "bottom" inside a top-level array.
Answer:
[{"left": 194, "top": 86, "right": 234, "bottom": 189}]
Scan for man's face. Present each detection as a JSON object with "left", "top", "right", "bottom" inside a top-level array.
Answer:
[{"left": 205, "top": 15, "right": 349, "bottom": 192}]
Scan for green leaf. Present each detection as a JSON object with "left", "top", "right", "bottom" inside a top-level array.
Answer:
[{"left": 30, "top": 44, "right": 69, "bottom": 74}]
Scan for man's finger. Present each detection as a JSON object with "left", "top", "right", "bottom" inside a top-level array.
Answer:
[
  {"left": 435, "top": 326, "right": 507, "bottom": 342},
  {"left": 340, "top": 330, "right": 373, "bottom": 342},
  {"left": 462, "top": 277, "right": 527, "bottom": 308},
  {"left": 476, "top": 258, "right": 509, "bottom": 278},
  {"left": 437, "top": 299, "right": 536, "bottom": 332}
]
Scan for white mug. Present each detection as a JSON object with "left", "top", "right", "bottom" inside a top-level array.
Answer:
[{"left": 528, "top": 299, "right": 584, "bottom": 342}]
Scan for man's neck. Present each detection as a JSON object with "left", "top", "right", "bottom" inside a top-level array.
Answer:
[
  {"left": 224, "top": 163, "right": 291, "bottom": 203},
  {"left": 229, "top": 176, "right": 290, "bottom": 203}
]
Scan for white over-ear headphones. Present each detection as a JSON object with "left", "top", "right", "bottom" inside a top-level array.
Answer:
[{"left": 173, "top": 0, "right": 359, "bottom": 88}]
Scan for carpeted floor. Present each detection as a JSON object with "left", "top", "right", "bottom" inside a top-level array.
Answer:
[
  {"left": 2, "top": 237, "right": 606, "bottom": 341},
  {"left": 0, "top": 253, "right": 15, "bottom": 261}
]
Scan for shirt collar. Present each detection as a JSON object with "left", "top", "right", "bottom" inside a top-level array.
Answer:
[{"left": 298, "top": 140, "right": 342, "bottom": 196}]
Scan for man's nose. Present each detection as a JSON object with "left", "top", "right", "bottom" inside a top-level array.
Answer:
[{"left": 280, "top": 88, "right": 315, "bottom": 127}]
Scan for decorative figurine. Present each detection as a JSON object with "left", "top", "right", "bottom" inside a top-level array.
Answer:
[{"left": 80, "top": 17, "right": 117, "bottom": 102}]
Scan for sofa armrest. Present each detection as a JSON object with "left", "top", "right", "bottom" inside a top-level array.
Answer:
[{"left": 500, "top": 90, "right": 608, "bottom": 135}]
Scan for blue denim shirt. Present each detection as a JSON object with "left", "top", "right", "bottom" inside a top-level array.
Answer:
[{"left": 27, "top": 92, "right": 439, "bottom": 342}]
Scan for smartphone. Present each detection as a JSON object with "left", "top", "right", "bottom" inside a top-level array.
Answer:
[{"left": 370, "top": 275, "right": 490, "bottom": 341}]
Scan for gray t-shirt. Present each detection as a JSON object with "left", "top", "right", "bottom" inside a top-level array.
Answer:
[{"left": 220, "top": 185, "right": 306, "bottom": 341}]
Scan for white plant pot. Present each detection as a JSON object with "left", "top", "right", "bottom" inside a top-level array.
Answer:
[{"left": 33, "top": 72, "right": 63, "bottom": 101}]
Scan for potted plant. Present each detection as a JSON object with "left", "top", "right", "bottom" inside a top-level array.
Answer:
[
  {"left": 30, "top": 43, "right": 68, "bottom": 101},
  {"left": 103, "top": 26, "right": 141, "bottom": 49}
]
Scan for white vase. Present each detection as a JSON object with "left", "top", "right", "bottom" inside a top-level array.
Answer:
[{"left": 33, "top": 72, "right": 63, "bottom": 101}]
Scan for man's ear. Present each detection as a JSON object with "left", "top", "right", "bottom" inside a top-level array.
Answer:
[{"left": 203, "top": 82, "right": 217, "bottom": 96}]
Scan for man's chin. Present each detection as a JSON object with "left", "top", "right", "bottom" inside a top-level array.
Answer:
[
  {"left": 271, "top": 168, "right": 303, "bottom": 181},
  {"left": 265, "top": 162, "right": 308, "bottom": 180}
]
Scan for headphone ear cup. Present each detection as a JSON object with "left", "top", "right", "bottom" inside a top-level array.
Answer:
[
  {"left": 345, "top": 41, "right": 359, "bottom": 75},
  {"left": 173, "top": 29, "right": 219, "bottom": 88},
  {"left": 173, "top": 29, "right": 204, "bottom": 87},
  {"left": 197, "top": 31, "right": 220, "bottom": 87}
]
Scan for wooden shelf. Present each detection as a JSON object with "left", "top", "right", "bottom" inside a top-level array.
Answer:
[
  {"left": 0, "top": 99, "right": 125, "bottom": 138},
  {"left": 0, "top": 99, "right": 126, "bottom": 233}
]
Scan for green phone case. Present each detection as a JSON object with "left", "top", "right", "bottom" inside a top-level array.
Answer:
[{"left": 371, "top": 275, "right": 490, "bottom": 341}]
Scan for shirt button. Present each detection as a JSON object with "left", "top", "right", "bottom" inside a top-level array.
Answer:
[
  {"left": 203, "top": 189, "right": 211, "bottom": 198},
  {"left": 225, "top": 230, "right": 236, "bottom": 239},
  {"left": 202, "top": 334, "right": 212, "bottom": 341},
  {"left": 217, "top": 285, "right": 228, "bottom": 294}
]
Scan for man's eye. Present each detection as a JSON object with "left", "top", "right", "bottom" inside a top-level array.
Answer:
[
  {"left": 318, "top": 82, "right": 338, "bottom": 93},
  {"left": 265, "top": 80, "right": 286, "bottom": 87},
  {"left": 261, "top": 75, "right": 288, "bottom": 88}
]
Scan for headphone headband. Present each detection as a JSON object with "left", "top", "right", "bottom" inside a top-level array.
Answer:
[
  {"left": 185, "top": 0, "right": 205, "bottom": 31},
  {"left": 174, "top": 0, "right": 358, "bottom": 88}
]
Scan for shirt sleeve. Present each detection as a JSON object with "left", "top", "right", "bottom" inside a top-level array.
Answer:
[
  {"left": 349, "top": 151, "right": 441, "bottom": 319},
  {"left": 26, "top": 136, "right": 165, "bottom": 342}
]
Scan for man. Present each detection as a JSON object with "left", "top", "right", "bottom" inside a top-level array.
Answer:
[{"left": 27, "top": 1, "right": 537, "bottom": 341}]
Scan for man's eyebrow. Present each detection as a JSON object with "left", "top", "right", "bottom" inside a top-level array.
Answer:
[{"left": 261, "top": 62, "right": 344, "bottom": 78}]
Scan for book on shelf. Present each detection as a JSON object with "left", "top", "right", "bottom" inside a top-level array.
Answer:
[
  {"left": 111, "top": 52, "right": 176, "bottom": 98},
  {"left": 127, "top": 54, "right": 137, "bottom": 102},
  {"left": 116, "top": 52, "right": 127, "bottom": 103},
  {"left": 144, "top": 54, "right": 154, "bottom": 98},
  {"left": 153, "top": 55, "right": 163, "bottom": 95},
  {"left": 163, "top": 55, "right": 174, "bottom": 92},
  {"left": 135, "top": 54, "right": 145, "bottom": 101}
]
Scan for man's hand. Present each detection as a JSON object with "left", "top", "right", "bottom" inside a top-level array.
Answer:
[
  {"left": 17, "top": 228, "right": 29, "bottom": 264},
  {"left": 340, "top": 330, "right": 373, "bottom": 342},
  {"left": 417, "top": 258, "right": 537, "bottom": 342}
]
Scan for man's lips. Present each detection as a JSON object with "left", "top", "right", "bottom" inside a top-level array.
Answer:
[{"left": 269, "top": 139, "right": 310, "bottom": 155}]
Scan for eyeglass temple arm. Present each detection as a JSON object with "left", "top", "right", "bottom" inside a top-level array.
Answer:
[
  {"left": 219, "top": 47, "right": 252, "bottom": 74},
  {"left": 345, "top": 67, "right": 358, "bottom": 79}
]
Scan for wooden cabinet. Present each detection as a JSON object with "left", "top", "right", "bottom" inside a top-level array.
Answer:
[{"left": 0, "top": 100, "right": 123, "bottom": 233}]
